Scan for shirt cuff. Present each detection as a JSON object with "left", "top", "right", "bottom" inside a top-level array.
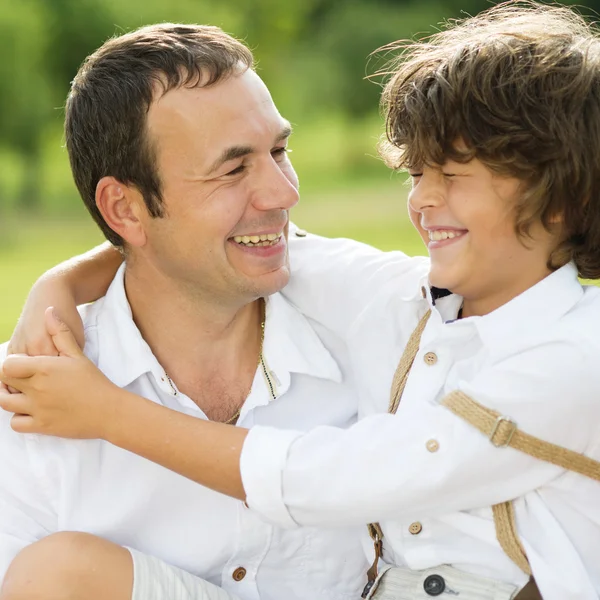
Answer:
[{"left": 240, "top": 425, "right": 302, "bottom": 528}]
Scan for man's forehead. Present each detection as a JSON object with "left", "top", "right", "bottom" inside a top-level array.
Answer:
[{"left": 146, "top": 74, "right": 291, "bottom": 175}]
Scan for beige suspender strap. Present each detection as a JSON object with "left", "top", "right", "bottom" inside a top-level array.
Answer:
[
  {"left": 441, "top": 390, "right": 600, "bottom": 481},
  {"left": 442, "top": 389, "right": 600, "bottom": 574},
  {"left": 387, "top": 310, "right": 432, "bottom": 414},
  {"left": 362, "top": 310, "right": 432, "bottom": 598},
  {"left": 492, "top": 502, "right": 531, "bottom": 575}
]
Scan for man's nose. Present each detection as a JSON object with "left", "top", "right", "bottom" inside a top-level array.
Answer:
[{"left": 252, "top": 160, "right": 299, "bottom": 211}]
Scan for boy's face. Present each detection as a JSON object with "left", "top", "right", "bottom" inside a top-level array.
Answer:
[{"left": 407, "top": 157, "right": 558, "bottom": 316}]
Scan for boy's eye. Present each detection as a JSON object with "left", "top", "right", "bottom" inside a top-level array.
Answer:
[{"left": 272, "top": 146, "right": 290, "bottom": 160}]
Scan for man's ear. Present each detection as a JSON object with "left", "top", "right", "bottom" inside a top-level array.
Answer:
[{"left": 96, "top": 177, "right": 148, "bottom": 247}]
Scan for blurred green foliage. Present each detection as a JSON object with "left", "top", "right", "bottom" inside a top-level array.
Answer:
[
  {"left": 1, "top": 0, "right": 599, "bottom": 339},
  {"left": 2, "top": 0, "right": 599, "bottom": 212}
]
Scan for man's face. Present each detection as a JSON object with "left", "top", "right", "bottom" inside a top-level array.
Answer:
[
  {"left": 140, "top": 68, "right": 299, "bottom": 305},
  {"left": 407, "top": 157, "right": 557, "bottom": 313}
]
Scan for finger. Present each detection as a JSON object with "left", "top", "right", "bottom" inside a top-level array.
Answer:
[
  {"left": 0, "top": 391, "right": 31, "bottom": 415},
  {"left": 10, "top": 413, "right": 37, "bottom": 434},
  {"left": 45, "top": 307, "right": 84, "bottom": 358},
  {"left": 0, "top": 355, "right": 41, "bottom": 380},
  {"left": 0, "top": 382, "right": 20, "bottom": 396},
  {"left": 7, "top": 336, "right": 58, "bottom": 359}
]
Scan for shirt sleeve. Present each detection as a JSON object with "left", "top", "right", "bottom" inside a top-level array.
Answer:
[
  {"left": 242, "top": 339, "right": 600, "bottom": 528},
  {"left": 0, "top": 368, "right": 57, "bottom": 579},
  {"left": 284, "top": 226, "right": 429, "bottom": 339}
]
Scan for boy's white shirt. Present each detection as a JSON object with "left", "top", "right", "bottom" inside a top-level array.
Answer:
[
  {"left": 0, "top": 264, "right": 369, "bottom": 600},
  {"left": 242, "top": 229, "right": 600, "bottom": 600}
]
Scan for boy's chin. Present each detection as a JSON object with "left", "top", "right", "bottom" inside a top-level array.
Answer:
[{"left": 428, "top": 266, "right": 458, "bottom": 293}]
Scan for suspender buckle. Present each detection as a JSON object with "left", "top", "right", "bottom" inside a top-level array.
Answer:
[{"left": 489, "top": 415, "right": 518, "bottom": 447}]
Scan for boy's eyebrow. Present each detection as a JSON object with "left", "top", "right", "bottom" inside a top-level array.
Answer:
[{"left": 206, "top": 122, "right": 293, "bottom": 176}]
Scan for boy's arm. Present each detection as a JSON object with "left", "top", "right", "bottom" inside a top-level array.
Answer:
[
  {"left": 9, "top": 242, "right": 123, "bottom": 355},
  {"left": 2, "top": 318, "right": 598, "bottom": 529}
]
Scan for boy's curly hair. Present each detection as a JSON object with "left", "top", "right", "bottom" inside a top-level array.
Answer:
[{"left": 380, "top": 1, "right": 600, "bottom": 278}]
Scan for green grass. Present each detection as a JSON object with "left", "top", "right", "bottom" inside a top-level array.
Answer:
[{"left": 0, "top": 179, "right": 424, "bottom": 342}]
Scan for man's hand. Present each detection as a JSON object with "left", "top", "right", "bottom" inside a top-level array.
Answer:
[
  {"left": 0, "top": 309, "right": 120, "bottom": 440},
  {"left": 8, "top": 277, "right": 85, "bottom": 357}
]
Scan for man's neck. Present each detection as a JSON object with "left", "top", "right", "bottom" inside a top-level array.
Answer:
[{"left": 123, "top": 264, "right": 263, "bottom": 419}]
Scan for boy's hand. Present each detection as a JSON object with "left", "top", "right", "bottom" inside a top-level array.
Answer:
[
  {"left": 8, "top": 277, "right": 85, "bottom": 357},
  {"left": 0, "top": 309, "right": 119, "bottom": 440}
]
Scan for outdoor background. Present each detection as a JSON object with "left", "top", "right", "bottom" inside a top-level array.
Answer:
[{"left": 0, "top": 0, "right": 598, "bottom": 340}]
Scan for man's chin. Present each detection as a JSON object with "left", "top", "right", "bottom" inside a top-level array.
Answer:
[{"left": 243, "top": 264, "right": 291, "bottom": 299}]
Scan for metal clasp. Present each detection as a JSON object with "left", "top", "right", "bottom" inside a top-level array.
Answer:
[{"left": 489, "top": 415, "right": 517, "bottom": 448}]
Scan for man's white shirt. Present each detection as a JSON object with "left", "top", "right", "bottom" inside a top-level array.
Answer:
[
  {"left": 0, "top": 264, "right": 368, "bottom": 600},
  {"left": 242, "top": 231, "right": 600, "bottom": 600}
]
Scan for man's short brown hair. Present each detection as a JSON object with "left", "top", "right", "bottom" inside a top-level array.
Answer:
[
  {"left": 380, "top": 1, "right": 600, "bottom": 279},
  {"left": 65, "top": 24, "right": 254, "bottom": 247}
]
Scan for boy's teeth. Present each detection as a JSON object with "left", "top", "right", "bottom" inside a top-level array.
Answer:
[{"left": 429, "top": 230, "right": 460, "bottom": 241}]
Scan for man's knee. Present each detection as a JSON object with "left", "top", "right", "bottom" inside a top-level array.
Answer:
[{"left": 0, "top": 532, "right": 133, "bottom": 600}]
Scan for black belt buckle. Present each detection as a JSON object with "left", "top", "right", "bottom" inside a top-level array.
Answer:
[{"left": 361, "top": 579, "right": 375, "bottom": 598}]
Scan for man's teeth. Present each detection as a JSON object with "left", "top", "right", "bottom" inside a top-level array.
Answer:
[
  {"left": 233, "top": 233, "right": 283, "bottom": 247},
  {"left": 428, "top": 230, "right": 463, "bottom": 242}
]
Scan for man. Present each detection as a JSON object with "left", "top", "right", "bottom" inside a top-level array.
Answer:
[{"left": 0, "top": 23, "right": 371, "bottom": 600}]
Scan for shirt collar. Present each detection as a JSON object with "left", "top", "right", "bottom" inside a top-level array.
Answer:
[
  {"left": 470, "top": 262, "right": 584, "bottom": 348},
  {"left": 261, "top": 293, "right": 343, "bottom": 393},
  {"left": 94, "top": 264, "right": 163, "bottom": 389},
  {"left": 415, "top": 262, "right": 583, "bottom": 343},
  {"left": 93, "top": 264, "right": 342, "bottom": 391}
]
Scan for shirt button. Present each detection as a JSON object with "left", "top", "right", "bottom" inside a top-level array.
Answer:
[
  {"left": 426, "top": 439, "right": 440, "bottom": 453},
  {"left": 295, "top": 228, "right": 308, "bottom": 237},
  {"left": 409, "top": 521, "right": 423, "bottom": 535},
  {"left": 421, "top": 286, "right": 427, "bottom": 299},
  {"left": 423, "top": 352, "right": 438, "bottom": 366},
  {"left": 232, "top": 567, "right": 247, "bottom": 581},
  {"left": 423, "top": 574, "right": 445, "bottom": 596}
]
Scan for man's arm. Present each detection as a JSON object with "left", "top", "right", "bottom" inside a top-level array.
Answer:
[{"left": 9, "top": 242, "right": 122, "bottom": 356}]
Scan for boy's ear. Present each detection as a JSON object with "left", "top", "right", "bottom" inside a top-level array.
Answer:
[{"left": 96, "top": 177, "right": 148, "bottom": 247}]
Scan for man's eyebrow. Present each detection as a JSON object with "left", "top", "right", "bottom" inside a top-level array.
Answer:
[
  {"left": 205, "top": 122, "right": 293, "bottom": 176},
  {"left": 206, "top": 145, "right": 254, "bottom": 176}
]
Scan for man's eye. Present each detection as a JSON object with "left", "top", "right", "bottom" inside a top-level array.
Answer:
[
  {"left": 409, "top": 172, "right": 423, "bottom": 178},
  {"left": 224, "top": 165, "right": 246, "bottom": 176}
]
